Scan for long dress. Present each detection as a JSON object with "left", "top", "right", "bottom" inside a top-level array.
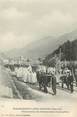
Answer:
[
  {"left": 30, "top": 72, "right": 37, "bottom": 84},
  {"left": 16, "top": 67, "right": 23, "bottom": 78},
  {"left": 27, "top": 65, "right": 32, "bottom": 72},
  {"left": 23, "top": 68, "right": 28, "bottom": 82},
  {"left": 27, "top": 71, "right": 31, "bottom": 83}
]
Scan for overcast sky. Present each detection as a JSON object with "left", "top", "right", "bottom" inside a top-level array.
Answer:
[{"left": 0, "top": 0, "right": 77, "bottom": 51}]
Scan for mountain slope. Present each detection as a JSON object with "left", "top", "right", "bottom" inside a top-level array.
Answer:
[
  {"left": 6, "top": 36, "right": 57, "bottom": 59},
  {"left": 44, "top": 39, "right": 77, "bottom": 66},
  {"left": 6, "top": 29, "right": 77, "bottom": 60}
]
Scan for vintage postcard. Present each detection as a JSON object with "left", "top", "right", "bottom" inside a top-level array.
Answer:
[{"left": 0, "top": 0, "right": 77, "bottom": 117}]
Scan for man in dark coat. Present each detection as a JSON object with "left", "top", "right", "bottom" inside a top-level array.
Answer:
[
  {"left": 37, "top": 71, "right": 51, "bottom": 93},
  {"left": 66, "top": 71, "right": 74, "bottom": 93},
  {"left": 52, "top": 74, "right": 56, "bottom": 95}
]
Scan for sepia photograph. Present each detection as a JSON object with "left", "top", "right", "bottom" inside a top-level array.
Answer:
[{"left": 0, "top": 0, "right": 77, "bottom": 117}]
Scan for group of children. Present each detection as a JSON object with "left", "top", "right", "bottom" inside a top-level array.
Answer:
[{"left": 15, "top": 65, "right": 37, "bottom": 84}]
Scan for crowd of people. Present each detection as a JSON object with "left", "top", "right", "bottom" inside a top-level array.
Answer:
[
  {"left": 60, "top": 67, "right": 74, "bottom": 93},
  {"left": 14, "top": 65, "right": 37, "bottom": 84},
  {"left": 7, "top": 63, "right": 77, "bottom": 95}
]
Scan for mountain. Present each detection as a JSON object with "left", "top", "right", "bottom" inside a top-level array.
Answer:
[
  {"left": 6, "top": 36, "right": 57, "bottom": 59},
  {"left": 44, "top": 30, "right": 77, "bottom": 65},
  {"left": 56, "top": 29, "right": 77, "bottom": 44},
  {"left": 5, "top": 29, "right": 77, "bottom": 60}
]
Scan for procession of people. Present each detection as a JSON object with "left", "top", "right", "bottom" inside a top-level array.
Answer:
[
  {"left": 6, "top": 61, "right": 76, "bottom": 96},
  {"left": 15, "top": 64, "right": 37, "bottom": 84}
]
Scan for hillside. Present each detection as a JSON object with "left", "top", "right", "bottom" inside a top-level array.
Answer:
[
  {"left": 44, "top": 39, "right": 77, "bottom": 66},
  {"left": 6, "top": 36, "right": 57, "bottom": 59},
  {"left": 5, "top": 29, "right": 77, "bottom": 60}
]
